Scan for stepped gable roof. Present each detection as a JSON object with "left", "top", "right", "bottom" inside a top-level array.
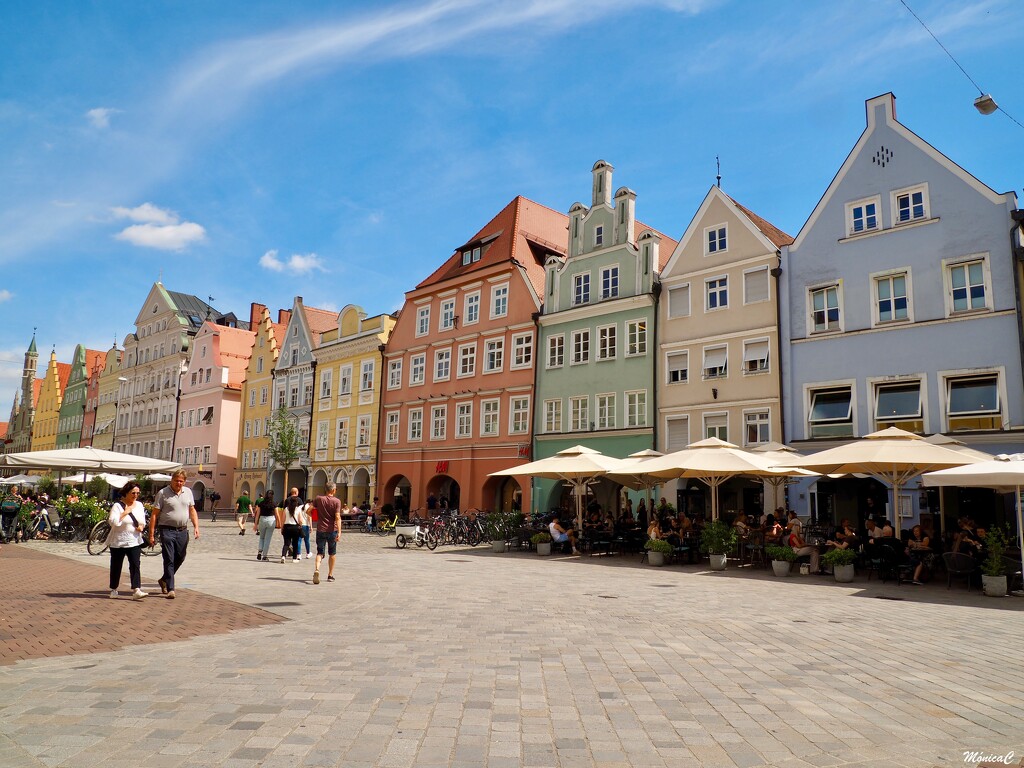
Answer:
[
  {"left": 56, "top": 363, "right": 72, "bottom": 394},
  {"left": 416, "top": 196, "right": 569, "bottom": 296},
  {"left": 84, "top": 349, "right": 105, "bottom": 378},
  {"left": 33, "top": 379, "right": 43, "bottom": 407},
  {"left": 167, "top": 291, "right": 220, "bottom": 331},
  {"left": 302, "top": 305, "right": 338, "bottom": 344},
  {"left": 212, "top": 324, "right": 256, "bottom": 389},
  {"left": 729, "top": 197, "right": 794, "bottom": 248}
]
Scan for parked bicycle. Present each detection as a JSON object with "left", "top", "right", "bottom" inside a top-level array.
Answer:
[{"left": 375, "top": 512, "right": 399, "bottom": 536}]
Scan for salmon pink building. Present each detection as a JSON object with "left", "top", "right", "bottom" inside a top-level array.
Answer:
[
  {"left": 378, "top": 196, "right": 568, "bottom": 515},
  {"left": 176, "top": 320, "right": 256, "bottom": 512}
]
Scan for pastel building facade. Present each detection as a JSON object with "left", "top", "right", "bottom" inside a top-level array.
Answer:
[
  {"left": 176, "top": 321, "right": 255, "bottom": 509},
  {"left": 55, "top": 345, "right": 103, "bottom": 449},
  {"left": 30, "top": 351, "right": 71, "bottom": 453},
  {"left": 533, "top": 162, "right": 675, "bottom": 515},
  {"left": 234, "top": 304, "right": 289, "bottom": 502},
  {"left": 779, "top": 93, "right": 1024, "bottom": 523},
  {"left": 379, "top": 196, "right": 567, "bottom": 514},
  {"left": 310, "top": 305, "right": 395, "bottom": 505},
  {"left": 658, "top": 185, "right": 792, "bottom": 517},
  {"left": 79, "top": 351, "right": 104, "bottom": 447}
]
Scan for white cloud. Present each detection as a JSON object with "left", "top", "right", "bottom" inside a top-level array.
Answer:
[
  {"left": 0, "top": 289, "right": 12, "bottom": 303},
  {"left": 259, "top": 249, "right": 325, "bottom": 275},
  {"left": 111, "top": 203, "right": 206, "bottom": 250},
  {"left": 86, "top": 107, "right": 120, "bottom": 129},
  {"left": 115, "top": 221, "right": 206, "bottom": 251}
]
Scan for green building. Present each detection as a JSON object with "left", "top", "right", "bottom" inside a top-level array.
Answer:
[{"left": 55, "top": 345, "right": 103, "bottom": 449}]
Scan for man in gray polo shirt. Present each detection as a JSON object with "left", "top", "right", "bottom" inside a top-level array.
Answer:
[{"left": 147, "top": 469, "right": 201, "bottom": 599}]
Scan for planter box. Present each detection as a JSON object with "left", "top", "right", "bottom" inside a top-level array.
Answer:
[
  {"left": 983, "top": 574, "right": 1007, "bottom": 597},
  {"left": 708, "top": 553, "right": 727, "bottom": 571},
  {"left": 491, "top": 540, "right": 507, "bottom": 554},
  {"left": 771, "top": 560, "right": 791, "bottom": 577},
  {"left": 833, "top": 563, "right": 855, "bottom": 583},
  {"left": 536, "top": 542, "right": 551, "bottom": 556},
  {"left": 647, "top": 551, "right": 666, "bottom": 567}
]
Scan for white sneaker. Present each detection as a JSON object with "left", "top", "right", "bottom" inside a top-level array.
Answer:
[
  {"left": 306, "top": 553, "right": 312, "bottom": 559},
  {"left": 280, "top": 556, "right": 285, "bottom": 563},
  {"left": 132, "top": 589, "right": 147, "bottom": 600},
  {"left": 109, "top": 589, "right": 118, "bottom": 599}
]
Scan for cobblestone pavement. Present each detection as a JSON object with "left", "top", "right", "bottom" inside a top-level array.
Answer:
[{"left": 0, "top": 519, "right": 1022, "bottom": 768}]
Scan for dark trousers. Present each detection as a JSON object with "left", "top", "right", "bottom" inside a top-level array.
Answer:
[
  {"left": 159, "top": 528, "right": 189, "bottom": 591},
  {"left": 281, "top": 524, "right": 301, "bottom": 559},
  {"left": 109, "top": 545, "right": 142, "bottom": 590}
]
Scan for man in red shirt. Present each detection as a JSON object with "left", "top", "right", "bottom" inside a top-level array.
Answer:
[{"left": 312, "top": 481, "right": 342, "bottom": 584}]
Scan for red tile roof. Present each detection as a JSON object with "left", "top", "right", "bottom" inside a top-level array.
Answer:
[
  {"left": 302, "top": 305, "right": 338, "bottom": 341},
  {"left": 56, "top": 363, "right": 72, "bottom": 394},
  {"left": 32, "top": 379, "right": 43, "bottom": 407},
  {"left": 416, "top": 196, "right": 569, "bottom": 297},
  {"left": 635, "top": 219, "right": 678, "bottom": 272},
  {"left": 84, "top": 349, "right": 105, "bottom": 379},
  {"left": 729, "top": 197, "right": 794, "bottom": 248},
  {"left": 0, "top": 422, "right": 7, "bottom": 439},
  {"left": 212, "top": 324, "right": 257, "bottom": 389}
]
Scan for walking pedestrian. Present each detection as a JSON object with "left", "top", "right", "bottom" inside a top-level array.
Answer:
[
  {"left": 254, "top": 490, "right": 277, "bottom": 561},
  {"left": 312, "top": 482, "right": 342, "bottom": 584},
  {"left": 147, "top": 470, "right": 200, "bottom": 599},
  {"left": 279, "top": 488, "right": 304, "bottom": 563},
  {"left": 107, "top": 483, "right": 148, "bottom": 600},
  {"left": 296, "top": 498, "right": 312, "bottom": 558},
  {"left": 234, "top": 491, "right": 252, "bottom": 535}
]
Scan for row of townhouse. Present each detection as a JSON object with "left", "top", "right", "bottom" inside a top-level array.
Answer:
[{"left": 6, "top": 93, "right": 1023, "bottom": 526}]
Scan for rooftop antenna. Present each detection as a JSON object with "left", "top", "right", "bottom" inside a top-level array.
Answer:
[
  {"left": 206, "top": 296, "right": 216, "bottom": 320},
  {"left": 899, "top": 0, "right": 1021, "bottom": 128},
  {"left": 715, "top": 156, "right": 721, "bottom": 189}
]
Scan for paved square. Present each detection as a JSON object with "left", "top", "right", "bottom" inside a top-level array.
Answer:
[{"left": 1, "top": 522, "right": 1022, "bottom": 767}]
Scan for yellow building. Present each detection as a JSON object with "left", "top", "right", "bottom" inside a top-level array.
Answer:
[
  {"left": 30, "top": 351, "right": 71, "bottom": 452},
  {"left": 233, "top": 303, "right": 289, "bottom": 502},
  {"left": 309, "top": 305, "right": 395, "bottom": 505},
  {"left": 91, "top": 345, "right": 123, "bottom": 450}
]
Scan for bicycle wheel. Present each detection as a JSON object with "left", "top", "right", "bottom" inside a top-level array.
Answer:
[
  {"left": 87, "top": 521, "right": 111, "bottom": 556},
  {"left": 415, "top": 534, "right": 425, "bottom": 548},
  {"left": 466, "top": 527, "right": 480, "bottom": 547},
  {"left": 396, "top": 533, "right": 407, "bottom": 549},
  {"left": 425, "top": 530, "right": 438, "bottom": 551},
  {"left": 141, "top": 538, "right": 163, "bottom": 557}
]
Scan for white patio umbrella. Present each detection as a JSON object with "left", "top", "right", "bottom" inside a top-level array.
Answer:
[
  {"left": 923, "top": 433, "right": 994, "bottom": 461},
  {"left": 0, "top": 447, "right": 180, "bottom": 473},
  {"left": 145, "top": 473, "right": 174, "bottom": 482},
  {"left": 489, "top": 445, "right": 627, "bottom": 530},
  {"left": 750, "top": 442, "right": 819, "bottom": 514},
  {"left": 787, "top": 427, "right": 981, "bottom": 529},
  {"left": 611, "top": 450, "right": 664, "bottom": 519},
  {"left": 922, "top": 453, "right": 1024, "bottom": 560},
  {"left": 64, "top": 472, "right": 134, "bottom": 489},
  {"left": 621, "top": 437, "right": 799, "bottom": 521},
  {"left": 0, "top": 474, "right": 39, "bottom": 486}
]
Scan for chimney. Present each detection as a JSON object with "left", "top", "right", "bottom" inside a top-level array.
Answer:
[
  {"left": 613, "top": 187, "right": 636, "bottom": 246},
  {"left": 249, "top": 302, "right": 267, "bottom": 329}
]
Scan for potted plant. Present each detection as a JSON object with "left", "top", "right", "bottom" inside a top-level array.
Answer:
[
  {"left": 765, "top": 544, "right": 797, "bottom": 577},
  {"left": 531, "top": 531, "right": 552, "bottom": 556},
  {"left": 821, "top": 547, "right": 858, "bottom": 583},
  {"left": 644, "top": 538, "right": 673, "bottom": 566},
  {"left": 700, "top": 520, "right": 737, "bottom": 571},
  {"left": 487, "top": 511, "right": 521, "bottom": 553},
  {"left": 981, "top": 527, "right": 1008, "bottom": 597}
]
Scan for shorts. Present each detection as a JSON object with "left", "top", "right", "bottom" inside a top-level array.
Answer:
[{"left": 316, "top": 530, "right": 338, "bottom": 557}]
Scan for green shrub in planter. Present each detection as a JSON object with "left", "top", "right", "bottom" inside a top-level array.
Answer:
[
  {"left": 981, "top": 527, "right": 1008, "bottom": 577},
  {"left": 699, "top": 520, "right": 737, "bottom": 555},
  {"left": 530, "top": 532, "right": 552, "bottom": 545},
  {"left": 644, "top": 538, "right": 674, "bottom": 554},
  {"left": 821, "top": 548, "right": 858, "bottom": 568},
  {"left": 765, "top": 544, "right": 798, "bottom": 562}
]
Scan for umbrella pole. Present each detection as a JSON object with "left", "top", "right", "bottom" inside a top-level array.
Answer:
[{"left": 1017, "top": 486, "right": 1023, "bottom": 561}]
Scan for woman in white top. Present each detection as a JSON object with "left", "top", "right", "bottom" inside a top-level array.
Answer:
[{"left": 108, "top": 484, "right": 148, "bottom": 600}]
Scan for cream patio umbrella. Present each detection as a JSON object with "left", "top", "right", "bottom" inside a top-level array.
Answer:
[
  {"left": 0, "top": 446, "right": 180, "bottom": 474},
  {"left": 621, "top": 437, "right": 798, "bottom": 522},
  {"left": 489, "top": 445, "right": 627, "bottom": 530},
  {"left": 610, "top": 450, "right": 664, "bottom": 520},
  {"left": 786, "top": 427, "right": 982, "bottom": 529},
  {"left": 922, "top": 453, "right": 1024, "bottom": 562},
  {"left": 749, "top": 441, "right": 819, "bottom": 515}
]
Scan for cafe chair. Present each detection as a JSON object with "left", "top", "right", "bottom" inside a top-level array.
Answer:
[
  {"left": 1002, "top": 555, "right": 1023, "bottom": 593},
  {"left": 941, "top": 552, "right": 979, "bottom": 591},
  {"left": 878, "top": 544, "right": 913, "bottom": 585}
]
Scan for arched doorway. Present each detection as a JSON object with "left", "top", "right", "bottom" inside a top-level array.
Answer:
[
  {"left": 269, "top": 469, "right": 286, "bottom": 501},
  {"left": 382, "top": 475, "right": 412, "bottom": 517},
  {"left": 240, "top": 481, "right": 251, "bottom": 498},
  {"left": 333, "top": 468, "right": 350, "bottom": 506},
  {"left": 543, "top": 477, "right": 621, "bottom": 526},
  {"left": 191, "top": 480, "right": 206, "bottom": 512},
  {"left": 426, "top": 474, "right": 460, "bottom": 512},
  {"left": 309, "top": 469, "right": 328, "bottom": 501},
  {"left": 481, "top": 475, "right": 522, "bottom": 514},
  {"left": 255, "top": 481, "right": 265, "bottom": 500},
  {"left": 350, "top": 467, "right": 371, "bottom": 507}
]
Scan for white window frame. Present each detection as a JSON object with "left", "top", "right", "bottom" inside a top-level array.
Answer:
[
  {"left": 249, "top": 389, "right": 256, "bottom": 407},
  {"left": 742, "top": 338, "right": 770, "bottom": 375},
  {"left": 456, "top": 402, "right": 473, "bottom": 438},
  {"left": 743, "top": 409, "right": 770, "bottom": 447},
  {"left": 336, "top": 417, "right": 349, "bottom": 448},
  {"left": 457, "top": 343, "right": 476, "bottom": 378},
  {"left": 388, "top": 360, "right": 402, "bottom": 390},
  {"left": 481, "top": 399, "right": 500, "bottom": 437},
  {"left": 845, "top": 195, "right": 881, "bottom": 236},
  {"left": 408, "top": 408, "right": 423, "bottom": 441},
  {"left": 416, "top": 306, "right": 430, "bottom": 337},
  {"left": 360, "top": 360, "right": 374, "bottom": 392},
  {"left": 570, "top": 396, "right": 589, "bottom": 432},
  {"left": 702, "top": 345, "right": 728, "bottom": 380},
  {"left": 600, "top": 266, "right": 619, "bottom": 300},
  {"left": 626, "top": 390, "right": 647, "bottom": 427},
  {"left": 704, "top": 223, "right": 727, "bottom": 255},
  {"left": 594, "top": 225, "right": 604, "bottom": 247},
  {"left": 626, "top": 319, "right": 647, "bottom": 357},
  {"left": 891, "top": 183, "right": 930, "bottom": 226},
  {"left": 260, "top": 386, "right": 268, "bottom": 405},
  {"left": 703, "top": 411, "right": 728, "bottom": 441},
  {"left": 667, "top": 351, "right": 689, "bottom": 384},
  {"left": 244, "top": 420, "right": 251, "bottom": 439},
  {"left": 434, "top": 348, "right": 451, "bottom": 382},
  {"left": 543, "top": 399, "right": 562, "bottom": 433},
  {"left": 490, "top": 283, "right": 509, "bottom": 319},
  {"left": 484, "top": 338, "right": 504, "bottom": 373},
  {"left": 596, "top": 324, "right": 616, "bottom": 361},
  {"left": 943, "top": 256, "right": 991, "bottom": 316},
  {"left": 511, "top": 333, "right": 533, "bottom": 369},
  {"left": 464, "top": 291, "right": 480, "bottom": 325},
  {"left": 573, "top": 272, "right": 591, "bottom": 306},
  {"left": 410, "top": 354, "right": 426, "bottom": 386},
  {"left": 743, "top": 266, "right": 771, "bottom": 305},
  {"left": 806, "top": 382, "right": 856, "bottom": 440},
  {"left": 547, "top": 335, "right": 564, "bottom": 369},
  {"left": 596, "top": 392, "right": 616, "bottom": 430},
  {"left": 871, "top": 377, "right": 926, "bottom": 433},
  {"left": 316, "top": 420, "right": 329, "bottom": 450},
  {"left": 320, "top": 369, "right": 333, "bottom": 399},
  {"left": 509, "top": 396, "right": 530, "bottom": 434},
  {"left": 941, "top": 369, "right": 1004, "bottom": 432},
  {"left": 339, "top": 365, "right": 352, "bottom": 396},
  {"left": 871, "top": 268, "right": 913, "bottom": 326},
  {"left": 571, "top": 329, "right": 590, "bottom": 365},
  {"left": 808, "top": 282, "right": 843, "bottom": 334},
  {"left": 431, "top": 405, "right": 447, "bottom": 440},
  {"left": 705, "top": 275, "right": 728, "bottom": 311},
  {"left": 668, "top": 284, "right": 690, "bottom": 318},
  {"left": 386, "top": 411, "right": 400, "bottom": 443},
  {"left": 439, "top": 298, "right": 456, "bottom": 331}
]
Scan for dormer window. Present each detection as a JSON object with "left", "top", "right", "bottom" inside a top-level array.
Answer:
[
  {"left": 705, "top": 225, "right": 727, "bottom": 254},
  {"left": 594, "top": 226, "right": 604, "bottom": 247},
  {"left": 461, "top": 246, "right": 482, "bottom": 266}
]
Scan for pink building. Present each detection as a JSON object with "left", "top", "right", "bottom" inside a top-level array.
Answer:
[{"left": 176, "top": 320, "right": 256, "bottom": 513}]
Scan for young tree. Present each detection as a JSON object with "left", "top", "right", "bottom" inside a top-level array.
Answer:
[{"left": 267, "top": 407, "right": 302, "bottom": 492}]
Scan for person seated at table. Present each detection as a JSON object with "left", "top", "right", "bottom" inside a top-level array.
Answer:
[
  {"left": 549, "top": 515, "right": 578, "bottom": 555},
  {"left": 905, "top": 524, "right": 931, "bottom": 584},
  {"left": 785, "top": 511, "right": 802, "bottom": 538},
  {"left": 623, "top": 498, "right": 633, "bottom": 521},
  {"left": 733, "top": 512, "right": 750, "bottom": 535},
  {"left": 788, "top": 527, "right": 821, "bottom": 574},
  {"left": 586, "top": 509, "right": 603, "bottom": 528},
  {"left": 676, "top": 511, "right": 693, "bottom": 537},
  {"left": 647, "top": 518, "right": 662, "bottom": 540},
  {"left": 762, "top": 514, "right": 783, "bottom": 545},
  {"left": 827, "top": 519, "right": 859, "bottom": 550},
  {"left": 878, "top": 519, "right": 895, "bottom": 538},
  {"left": 864, "top": 518, "right": 885, "bottom": 542},
  {"left": 636, "top": 499, "right": 648, "bottom": 529}
]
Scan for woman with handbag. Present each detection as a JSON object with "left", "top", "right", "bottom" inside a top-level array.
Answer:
[
  {"left": 254, "top": 490, "right": 277, "bottom": 561},
  {"left": 280, "top": 489, "right": 305, "bottom": 563},
  {"left": 108, "top": 484, "right": 148, "bottom": 600}
]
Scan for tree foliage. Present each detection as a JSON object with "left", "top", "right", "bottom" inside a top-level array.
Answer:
[{"left": 268, "top": 407, "right": 302, "bottom": 481}]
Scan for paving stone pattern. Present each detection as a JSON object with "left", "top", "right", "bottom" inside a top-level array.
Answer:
[{"left": 0, "top": 521, "right": 1022, "bottom": 767}]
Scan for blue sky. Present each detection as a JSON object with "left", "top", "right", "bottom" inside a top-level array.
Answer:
[{"left": 1, "top": 0, "right": 1021, "bottom": 414}]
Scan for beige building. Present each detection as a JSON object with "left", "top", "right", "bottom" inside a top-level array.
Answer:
[
  {"left": 233, "top": 304, "right": 289, "bottom": 503},
  {"left": 309, "top": 305, "right": 396, "bottom": 505},
  {"left": 658, "top": 186, "right": 792, "bottom": 518}
]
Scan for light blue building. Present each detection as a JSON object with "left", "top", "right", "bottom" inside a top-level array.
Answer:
[{"left": 779, "top": 93, "right": 1024, "bottom": 530}]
